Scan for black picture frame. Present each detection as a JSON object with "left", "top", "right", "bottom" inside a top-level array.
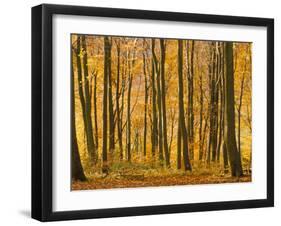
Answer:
[{"left": 32, "top": 3, "right": 274, "bottom": 222}]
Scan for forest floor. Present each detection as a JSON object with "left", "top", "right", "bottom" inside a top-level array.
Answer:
[
  {"left": 72, "top": 174, "right": 251, "bottom": 190},
  {"left": 72, "top": 162, "right": 251, "bottom": 190}
]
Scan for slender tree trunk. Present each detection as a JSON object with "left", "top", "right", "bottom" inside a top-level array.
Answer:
[
  {"left": 202, "top": 114, "right": 209, "bottom": 162},
  {"left": 224, "top": 42, "right": 243, "bottom": 177},
  {"left": 102, "top": 37, "right": 109, "bottom": 171},
  {"left": 71, "top": 52, "right": 86, "bottom": 181},
  {"left": 208, "top": 42, "right": 219, "bottom": 163},
  {"left": 222, "top": 141, "right": 229, "bottom": 170},
  {"left": 93, "top": 72, "right": 99, "bottom": 150},
  {"left": 81, "top": 35, "right": 96, "bottom": 163},
  {"left": 214, "top": 46, "right": 220, "bottom": 162},
  {"left": 178, "top": 40, "right": 192, "bottom": 171},
  {"left": 160, "top": 39, "right": 170, "bottom": 167},
  {"left": 186, "top": 40, "right": 195, "bottom": 160},
  {"left": 168, "top": 109, "right": 176, "bottom": 159},
  {"left": 152, "top": 39, "right": 164, "bottom": 164},
  {"left": 127, "top": 74, "right": 132, "bottom": 161},
  {"left": 108, "top": 38, "right": 115, "bottom": 153},
  {"left": 216, "top": 79, "right": 223, "bottom": 162},
  {"left": 116, "top": 42, "right": 123, "bottom": 160},
  {"left": 199, "top": 69, "right": 204, "bottom": 160},
  {"left": 237, "top": 60, "right": 246, "bottom": 154},
  {"left": 120, "top": 57, "right": 126, "bottom": 160},
  {"left": 207, "top": 44, "right": 214, "bottom": 164},
  {"left": 221, "top": 48, "right": 229, "bottom": 169},
  {"left": 75, "top": 36, "right": 88, "bottom": 152},
  {"left": 216, "top": 43, "right": 223, "bottom": 162},
  {"left": 151, "top": 39, "right": 158, "bottom": 158},
  {"left": 212, "top": 44, "right": 219, "bottom": 162},
  {"left": 212, "top": 42, "right": 219, "bottom": 162},
  {"left": 126, "top": 45, "right": 135, "bottom": 162},
  {"left": 143, "top": 45, "right": 148, "bottom": 157},
  {"left": 177, "top": 117, "right": 182, "bottom": 169}
]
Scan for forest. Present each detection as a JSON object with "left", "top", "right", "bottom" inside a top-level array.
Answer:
[{"left": 71, "top": 34, "right": 252, "bottom": 190}]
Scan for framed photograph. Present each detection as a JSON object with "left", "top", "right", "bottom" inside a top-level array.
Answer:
[{"left": 32, "top": 4, "right": 274, "bottom": 221}]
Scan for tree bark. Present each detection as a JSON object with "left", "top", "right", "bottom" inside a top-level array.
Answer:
[
  {"left": 108, "top": 38, "right": 115, "bottom": 153},
  {"left": 216, "top": 43, "right": 223, "bottom": 162},
  {"left": 102, "top": 37, "right": 109, "bottom": 171},
  {"left": 120, "top": 56, "right": 126, "bottom": 160},
  {"left": 143, "top": 42, "right": 148, "bottom": 157},
  {"left": 224, "top": 42, "right": 243, "bottom": 177},
  {"left": 75, "top": 36, "right": 88, "bottom": 154},
  {"left": 222, "top": 141, "right": 229, "bottom": 170},
  {"left": 207, "top": 42, "right": 218, "bottom": 163},
  {"left": 127, "top": 75, "right": 132, "bottom": 161},
  {"left": 237, "top": 56, "right": 246, "bottom": 155},
  {"left": 177, "top": 117, "right": 182, "bottom": 169},
  {"left": 115, "top": 40, "right": 123, "bottom": 160},
  {"left": 198, "top": 69, "right": 204, "bottom": 160},
  {"left": 160, "top": 39, "right": 170, "bottom": 167},
  {"left": 186, "top": 40, "right": 195, "bottom": 160},
  {"left": 221, "top": 47, "right": 229, "bottom": 169},
  {"left": 126, "top": 46, "right": 134, "bottom": 162},
  {"left": 81, "top": 35, "right": 96, "bottom": 163},
  {"left": 71, "top": 51, "right": 87, "bottom": 181},
  {"left": 178, "top": 40, "right": 192, "bottom": 171},
  {"left": 151, "top": 39, "right": 158, "bottom": 158},
  {"left": 93, "top": 72, "right": 99, "bottom": 151},
  {"left": 152, "top": 39, "right": 164, "bottom": 164}
]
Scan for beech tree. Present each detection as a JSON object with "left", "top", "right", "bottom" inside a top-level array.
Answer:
[
  {"left": 224, "top": 42, "right": 243, "bottom": 177},
  {"left": 81, "top": 35, "right": 96, "bottom": 163},
  {"left": 186, "top": 40, "right": 195, "bottom": 160},
  {"left": 102, "top": 36, "right": 110, "bottom": 171},
  {"left": 160, "top": 39, "right": 170, "bottom": 167},
  {"left": 71, "top": 54, "right": 86, "bottom": 181},
  {"left": 143, "top": 40, "right": 148, "bottom": 157},
  {"left": 178, "top": 40, "right": 192, "bottom": 171}
]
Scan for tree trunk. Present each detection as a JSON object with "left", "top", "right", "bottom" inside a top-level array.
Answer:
[
  {"left": 207, "top": 42, "right": 218, "bottom": 163},
  {"left": 224, "top": 42, "right": 243, "bottom": 177},
  {"left": 160, "top": 39, "right": 170, "bottom": 167},
  {"left": 220, "top": 44, "right": 228, "bottom": 169},
  {"left": 222, "top": 141, "right": 229, "bottom": 170},
  {"left": 216, "top": 43, "right": 223, "bottom": 162},
  {"left": 198, "top": 69, "right": 204, "bottom": 160},
  {"left": 120, "top": 56, "right": 126, "bottom": 160},
  {"left": 116, "top": 41, "right": 123, "bottom": 160},
  {"left": 152, "top": 39, "right": 164, "bottom": 164},
  {"left": 186, "top": 40, "right": 195, "bottom": 160},
  {"left": 168, "top": 109, "right": 176, "bottom": 160},
  {"left": 127, "top": 74, "right": 132, "bottom": 161},
  {"left": 108, "top": 38, "right": 115, "bottom": 153},
  {"left": 216, "top": 79, "right": 223, "bottom": 162},
  {"left": 126, "top": 45, "right": 134, "bottom": 162},
  {"left": 75, "top": 36, "right": 88, "bottom": 153},
  {"left": 143, "top": 44, "right": 148, "bottom": 157},
  {"left": 71, "top": 52, "right": 86, "bottom": 181},
  {"left": 212, "top": 43, "right": 219, "bottom": 162},
  {"left": 81, "top": 35, "right": 96, "bottom": 163},
  {"left": 177, "top": 116, "right": 182, "bottom": 169},
  {"left": 237, "top": 58, "right": 246, "bottom": 155},
  {"left": 93, "top": 72, "right": 99, "bottom": 151},
  {"left": 202, "top": 114, "right": 209, "bottom": 162},
  {"left": 151, "top": 39, "right": 158, "bottom": 157},
  {"left": 102, "top": 37, "right": 109, "bottom": 171},
  {"left": 178, "top": 40, "right": 192, "bottom": 171},
  {"left": 207, "top": 44, "right": 213, "bottom": 164}
]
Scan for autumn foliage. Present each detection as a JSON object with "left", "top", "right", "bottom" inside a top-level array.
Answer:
[{"left": 71, "top": 35, "right": 252, "bottom": 190}]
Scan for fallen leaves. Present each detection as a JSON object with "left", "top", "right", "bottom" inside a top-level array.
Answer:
[{"left": 72, "top": 173, "right": 251, "bottom": 190}]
